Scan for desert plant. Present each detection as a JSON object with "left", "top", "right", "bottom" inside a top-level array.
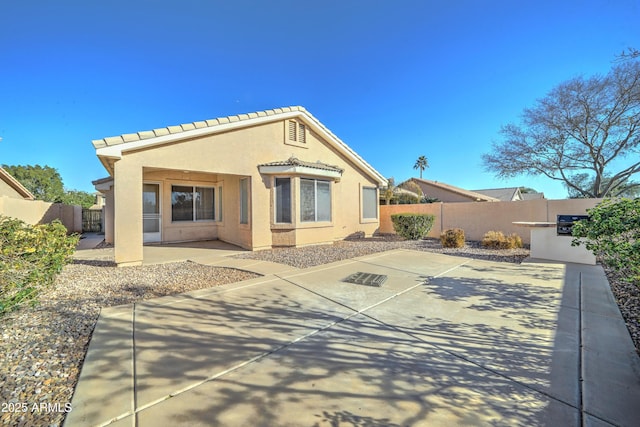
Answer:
[
  {"left": 440, "top": 228, "right": 465, "bottom": 248},
  {"left": 572, "top": 198, "right": 640, "bottom": 282},
  {"left": 391, "top": 213, "right": 435, "bottom": 240},
  {"left": 0, "top": 216, "right": 79, "bottom": 315},
  {"left": 507, "top": 233, "right": 523, "bottom": 249},
  {"left": 481, "top": 230, "right": 523, "bottom": 249}
]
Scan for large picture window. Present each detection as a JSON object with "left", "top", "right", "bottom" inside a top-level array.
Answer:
[
  {"left": 300, "top": 178, "right": 331, "bottom": 222},
  {"left": 362, "top": 187, "right": 378, "bottom": 219},
  {"left": 275, "top": 177, "right": 291, "bottom": 223},
  {"left": 171, "top": 185, "right": 215, "bottom": 221}
]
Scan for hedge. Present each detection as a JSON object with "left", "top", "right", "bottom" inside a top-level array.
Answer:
[{"left": 391, "top": 213, "right": 435, "bottom": 240}]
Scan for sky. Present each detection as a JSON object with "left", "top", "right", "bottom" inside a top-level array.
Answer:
[{"left": 1, "top": 0, "right": 639, "bottom": 200}]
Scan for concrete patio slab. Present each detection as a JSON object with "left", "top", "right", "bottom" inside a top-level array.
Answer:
[
  {"left": 65, "top": 249, "right": 640, "bottom": 427},
  {"left": 135, "top": 314, "right": 579, "bottom": 427},
  {"left": 132, "top": 277, "right": 355, "bottom": 407}
]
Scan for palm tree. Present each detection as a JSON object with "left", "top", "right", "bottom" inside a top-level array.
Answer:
[{"left": 413, "top": 156, "right": 429, "bottom": 179}]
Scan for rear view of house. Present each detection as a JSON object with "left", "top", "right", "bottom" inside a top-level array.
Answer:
[{"left": 93, "top": 106, "right": 386, "bottom": 266}]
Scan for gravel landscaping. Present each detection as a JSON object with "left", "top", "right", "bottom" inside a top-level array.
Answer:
[
  {"left": 233, "top": 235, "right": 531, "bottom": 267},
  {"left": 0, "top": 256, "right": 259, "bottom": 427},
  {"left": 1, "top": 236, "right": 638, "bottom": 426}
]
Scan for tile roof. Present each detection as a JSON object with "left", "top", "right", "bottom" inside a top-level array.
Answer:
[
  {"left": 258, "top": 157, "right": 344, "bottom": 173},
  {"left": 473, "top": 187, "right": 522, "bottom": 201},
  {"left": 92, "top": 106, "right": 309, "bottom": 149},
  {"left": 92, "top": 106, "right": 387, "bottom": 187}
]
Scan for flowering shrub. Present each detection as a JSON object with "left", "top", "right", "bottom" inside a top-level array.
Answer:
[
  {"left": 391, "top": 213, "right": 435, "bottom": 240},
  {"left": 0, "top": 216, "right": 79, "bottom": 315}
]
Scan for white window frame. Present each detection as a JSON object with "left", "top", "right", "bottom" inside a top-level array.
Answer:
[
  {"left": 240, "top": 178, "right": 249, "bottom": 225},
  {"left": 362, "top": 186, "right": 378, "bottom": 220},
  {"left": 171, "top": 185, "right": 215, "bottom": 222},
  {"left": 300, "top": 178, "right": 331, "bottom": 223},
  {"left": 274, "top": 177, "right": 292, "bottom": 224}
]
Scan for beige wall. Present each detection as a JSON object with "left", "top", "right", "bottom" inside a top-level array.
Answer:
[
  {"left": 0, "top": 179, "right": 25, "bottom": 199},
  {"left": 0, "top": 196, "right": 82, "bottom": 233},
  {"left": 411, "top": 181, "right": 478, "bottom": 202},
  {"left": 380, "top": 198, "right": 602, "bottom": 244},
  {"left": 107, "top": 118, "right": 380, "bottom": 265}
]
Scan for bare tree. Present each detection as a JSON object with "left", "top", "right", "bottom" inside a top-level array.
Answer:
[
  {"left": 615, "top": 47, "right": 640, "bottom": 62},
  {"left": 483, "top": 61, "right": 640, "bottom": 198}
]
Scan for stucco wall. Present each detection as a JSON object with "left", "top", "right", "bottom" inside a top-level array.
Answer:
[
  {"left": 0, "top": 196, "right": 82, "bottom": 233},
  {"left": 380, "top": 199, "right": 602, "bottom": 244},
  {"left": 412, "top": 181, "right": 478, "bottom": 202},
  {"left": 108, "top": 117, "right": 381, "bottom": 264},
  {"left": 0, "top": 179, "right": 24, "bottom": 199}
]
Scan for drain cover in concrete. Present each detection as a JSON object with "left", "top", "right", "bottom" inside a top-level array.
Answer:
[{"left": 343, "top": 272, "right": 387, "bottom": 287}]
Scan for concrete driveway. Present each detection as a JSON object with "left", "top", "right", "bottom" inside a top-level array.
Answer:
[{"left": 65, "top": 250, "right": 640, "bottom": 426}]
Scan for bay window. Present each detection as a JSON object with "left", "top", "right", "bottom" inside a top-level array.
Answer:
[
  {"left": 275, "top": 177, "right": 292, "bottom": 223},
  {"left": 301, "top": 178, "right": 331, "bottom": 222}
]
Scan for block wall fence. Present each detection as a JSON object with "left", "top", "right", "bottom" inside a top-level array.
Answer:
[
  {"left": 0, "top": 196, "right": 82, "bottom": 233},
  {"left": 379, "top": 198, "right": 602, "bottom": 245}
]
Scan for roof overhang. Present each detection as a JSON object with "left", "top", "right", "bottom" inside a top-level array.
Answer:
[
  {"left": 94, "top": 108, "right": 387, "bottom": 187},
  {"left": 258, "top": 164, "right": 342, "bottom": 180},
  {"left": 92, "top": 177, "right": 114, "bottom": 192}
]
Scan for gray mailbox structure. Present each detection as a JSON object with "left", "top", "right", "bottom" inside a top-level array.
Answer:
[{"left": 557, "top": 215, "right": 589, "bottom": 236}]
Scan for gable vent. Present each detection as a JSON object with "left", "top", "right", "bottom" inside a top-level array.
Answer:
[
  {"left": 288, "top": 121, "right": 297, "bottom": 141},
  {"left": 298, "top": 123, "right": 306, "bottom": 143}
]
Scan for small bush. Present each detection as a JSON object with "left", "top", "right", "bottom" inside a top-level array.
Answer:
[
  {"left": 440, "top": 228, "right": 465, "bottom": 248},
  {"left": 481, "top": 230, "right": 523, "bottom": 249},
  {"left": 507, "top": 233, "right": 523, "bottom": 249},
  {"left": 391, "top": 213, "right": 435, "bottom": 240},
  {"left": 0, "top": 216, "right": 79, "bottom": 316}
]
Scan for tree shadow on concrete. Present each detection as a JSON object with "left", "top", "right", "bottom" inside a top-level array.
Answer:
[{"left": 66, "top": 261, "right": 585, "bottom": 427}]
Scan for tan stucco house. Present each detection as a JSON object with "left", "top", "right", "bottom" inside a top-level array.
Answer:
[{"left": 92, "top": 106, "right": 387, "bottom": 266}]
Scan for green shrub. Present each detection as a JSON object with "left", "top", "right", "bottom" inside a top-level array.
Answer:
[
  {"left": 572, "top": 198, "right": 640, "bottom": 282},
  {"left": 440, "top": 228, "right": 465, "bottom": 248},
  {"left": 0, "top": 216, "right": 79, "bottom": 315},
  {"left": 481, "top": 230, "right": 523, "bottom": 249},
  {"left": 391, "top": 213, "right": 435, "bottom": 240}
]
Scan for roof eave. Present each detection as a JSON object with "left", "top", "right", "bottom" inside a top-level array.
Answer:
[{"left": 94, "top": 108, "right": 387, "bottom": 187}]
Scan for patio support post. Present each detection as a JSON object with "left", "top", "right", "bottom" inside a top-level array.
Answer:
[{"left": 114, "top": 161, "right": 143, "bottom": 266}]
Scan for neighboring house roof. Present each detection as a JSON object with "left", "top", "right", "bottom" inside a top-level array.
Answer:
[
  {"left": 0, "top": 167, "right": 35, "bottom": 200},
  {"left": 473, "top": 187, "right": 522, "bottom": 201},
  {"left": 93, "top": 106, "right": 386, "bottom": 186},
  {"left": 411, "top": 178, "right": 499, "bottom": 202},
  {"left": 521, "top": 192, "right": 545, "bottom": 200}
]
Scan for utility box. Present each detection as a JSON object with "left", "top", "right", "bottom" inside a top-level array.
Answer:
[{"left": 557, "top": 215, "right": 589, "bottom": 236}]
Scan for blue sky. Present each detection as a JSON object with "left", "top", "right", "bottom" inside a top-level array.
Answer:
[{"left": 1, "top": 0, "right": 638, "bottom": 199}]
